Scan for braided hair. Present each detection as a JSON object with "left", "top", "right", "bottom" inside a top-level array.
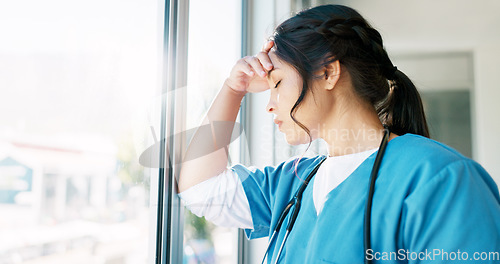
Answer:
[{"left": 272, "top": 4, "right": 429, "bottom": 144}]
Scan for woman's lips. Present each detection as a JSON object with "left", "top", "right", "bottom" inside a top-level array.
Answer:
[{"left": 274, "top": 119, "right": 282, "bottom": 128}]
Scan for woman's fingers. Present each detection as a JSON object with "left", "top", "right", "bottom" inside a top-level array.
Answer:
[
  {"left": 244, "top": 56, "right": 267, "bottom": 78},
  {"left": 258, "top": 40, "right": 274, "bottom": 71},
  {"left": 238, "top": 59, "right": 254, "bottom": 77},
  {"left": 262, "top": 40, "right": 274, "bottom": 53},
  {"left": 256, "top": 51, "right": 273, "bottom": 71},
  {"left": 237, "top": 41, "right": 274, "bottom": 79}
]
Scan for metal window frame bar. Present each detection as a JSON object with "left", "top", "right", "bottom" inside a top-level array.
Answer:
[
  {"left": 238, "top": 0, "right": 251, "bottom": 263},
  {"left": 166, "top": 0, "right": 189, "bottom": 263},
  {"left": 155, "top": 0, "right": 189, "bottom": 263},
  {"left": 161, "top": 0, "right": 177, "bottom": 262},
  {"left": 154, "top": 0, "right": 171, "bottom": 262}
]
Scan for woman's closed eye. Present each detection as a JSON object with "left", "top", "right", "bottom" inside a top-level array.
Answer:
[{"left": 274, "top": 80, "right": 281, "bottom": 89}]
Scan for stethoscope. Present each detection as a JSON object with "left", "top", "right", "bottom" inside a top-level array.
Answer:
[{"left": 260, "top": 125, "right": 391, "bottom": 264}]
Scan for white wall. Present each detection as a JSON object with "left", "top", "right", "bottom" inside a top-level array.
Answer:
[{"left": 474, "top": 45, "right": 500, "bottom": 182}]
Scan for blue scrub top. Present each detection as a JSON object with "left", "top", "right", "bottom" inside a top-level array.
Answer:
[{"left": 230, "top": 133, "right": 500, "bottom": 263}]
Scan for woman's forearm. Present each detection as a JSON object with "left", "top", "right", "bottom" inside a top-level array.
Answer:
[{"left": 178, "top": 81, "right": 246, "bottom": 193}]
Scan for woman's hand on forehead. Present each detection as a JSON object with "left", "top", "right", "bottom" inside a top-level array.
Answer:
[
  {"left": 225, "top": 40, "right": 276, "bottom": 94},
  {"left": 257, "top": 40, "right": 275, "bottom": 73},
  {"left": 261, "top": 40, "right": 274, "bottom": 65}
]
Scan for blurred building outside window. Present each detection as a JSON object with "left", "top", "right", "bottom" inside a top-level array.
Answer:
[{"left": 0, "top": 1, "right": 163, "bottom": 263}]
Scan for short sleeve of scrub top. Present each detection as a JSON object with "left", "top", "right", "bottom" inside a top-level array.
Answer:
[{"left": 229, "top": 155, "right": 325, "bottom": 240}]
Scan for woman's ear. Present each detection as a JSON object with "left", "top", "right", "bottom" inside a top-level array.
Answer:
[{"left": 324, "top": 60, "right": 340, "bottom": 91}]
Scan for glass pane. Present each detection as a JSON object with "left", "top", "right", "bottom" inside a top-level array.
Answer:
[
  {"left": 0, "top": 1, "right": 162, "bottom": 263},
  {"left": 183, "top": 0, "right": 241, "bottom": 263},
  {"left": 421, "top": 90, "right": 473, "bottom": 158}
]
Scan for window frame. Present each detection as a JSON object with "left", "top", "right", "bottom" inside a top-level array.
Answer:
[
  {"left": 155, "top": 0, "right": 188, "bottom": 263},
  {"left": 157, "top": 0, "right": 249, "bottom": 263}
]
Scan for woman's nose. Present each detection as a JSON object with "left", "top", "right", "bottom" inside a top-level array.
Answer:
[
  {"left": 266, "top": 99, "right": 276, "bottom": 113},
  {"left": 266, "top": 87, "right": 278, "bottom": 113}
]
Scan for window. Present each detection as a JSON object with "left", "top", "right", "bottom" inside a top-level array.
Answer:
[
  {"left": 182, "top": 0, "right": 242, "bottom": 263},
  {"left": 392, "top": 53, "right": 474, "bottom": 158},
  {"left": 0, "top": 1, "right": 162, "bottom": 263}
]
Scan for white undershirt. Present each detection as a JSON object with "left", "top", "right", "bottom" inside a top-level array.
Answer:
[
  {"left": 313, "top": 148, "right": 378, "bottom": 215},
  {"left": 178, "top": 148, "right": 378, "bottom": 229}
]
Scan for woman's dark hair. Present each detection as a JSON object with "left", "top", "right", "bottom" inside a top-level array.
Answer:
[{"left": 272, "top": 4, "right": 429, "bottom": 151}]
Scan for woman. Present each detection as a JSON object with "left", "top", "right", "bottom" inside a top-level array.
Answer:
[{"left": 178, "top": 4, "right": 500, "bottom": 263}]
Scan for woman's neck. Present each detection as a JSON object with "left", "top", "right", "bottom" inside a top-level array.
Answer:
[{"left": 319, "top": 104, "right": 387, "bottom": 157}]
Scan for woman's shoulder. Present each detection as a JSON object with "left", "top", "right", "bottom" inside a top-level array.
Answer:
[
  {"left": 388, "top": 133, "right": 473, "bottom": 166},
  {"left": 384, "top": 133, "right": 493, "bottom": 187}
]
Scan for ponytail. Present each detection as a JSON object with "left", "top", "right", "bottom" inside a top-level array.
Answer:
[{"left": 378, "top": 68, "right": 430, "bottom": 138}]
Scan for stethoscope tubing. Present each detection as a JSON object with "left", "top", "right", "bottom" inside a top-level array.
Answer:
[{"left": 364, "top": 125, "right": 390, "bottom": 264}]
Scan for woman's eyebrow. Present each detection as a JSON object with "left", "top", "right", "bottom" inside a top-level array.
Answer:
[{"left": 267, "top": 67, "right": 279, "bottom": 80}]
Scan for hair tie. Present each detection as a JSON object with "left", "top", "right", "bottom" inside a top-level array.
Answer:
[{"left": 387, "top": 66, "right": 398, "bottom": 80}]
